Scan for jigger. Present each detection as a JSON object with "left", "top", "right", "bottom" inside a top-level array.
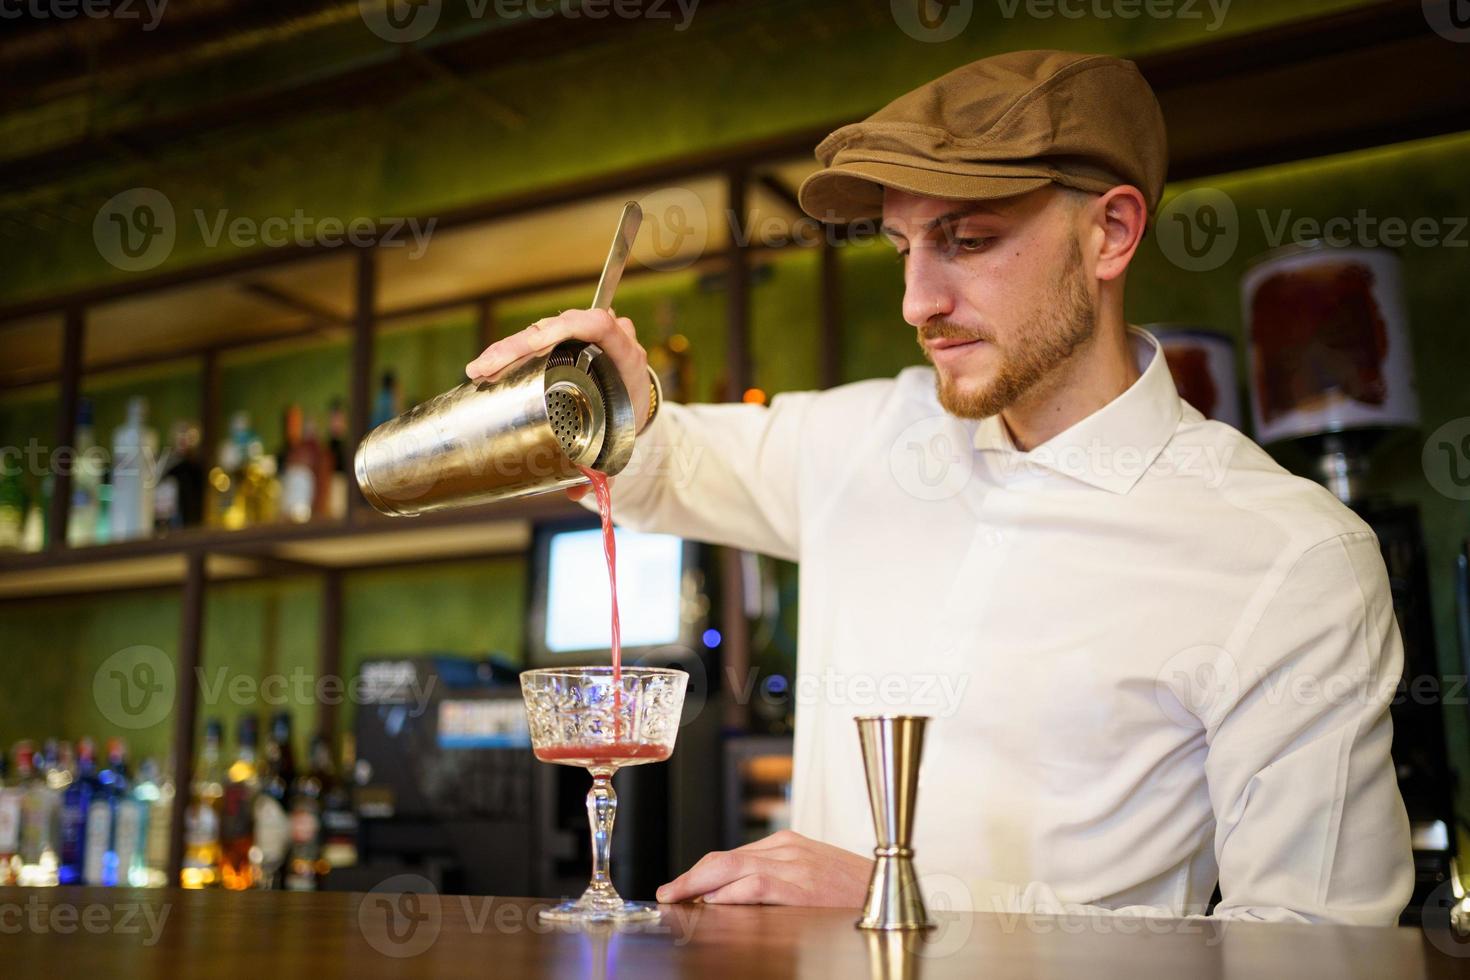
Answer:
[{"left": 855, "top": 715, "right": 935, "bottom": 931}]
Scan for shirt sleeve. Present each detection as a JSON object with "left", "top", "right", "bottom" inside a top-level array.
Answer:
[
  {"left": 1199, "top": 530, "right": 1414, "bottom": 925},
  {"left": 951, "top": 530, "right": 1414, "bottom": 926},
  {"left": 577, "top": 394, "right": 816, "bottom": 562}
]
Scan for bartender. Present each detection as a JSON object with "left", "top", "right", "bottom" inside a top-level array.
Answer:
[{"left": 466, "top": 50, "right": 1413, "bottom": 924}]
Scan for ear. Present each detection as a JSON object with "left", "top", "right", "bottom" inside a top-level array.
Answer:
[{"left": 1091, "top": 186, "right": 1148, "bottom": 282}]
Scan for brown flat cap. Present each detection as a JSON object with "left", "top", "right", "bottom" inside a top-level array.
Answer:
[{"left": 798, "top": 50, "right": 1168, "bottom": 223}]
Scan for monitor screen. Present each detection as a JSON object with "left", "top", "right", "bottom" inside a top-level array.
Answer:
[{"left": 543, "top": 527, "right": 686, "bottom": 654}]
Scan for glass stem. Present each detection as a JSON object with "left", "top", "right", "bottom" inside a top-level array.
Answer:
[{"left": 587, "top": 771, "right": 616, "bottom": 892}]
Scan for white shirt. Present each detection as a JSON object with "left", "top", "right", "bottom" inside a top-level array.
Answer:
[{"left": 588, "top": 326, "right": 1414, "bottom": 925}]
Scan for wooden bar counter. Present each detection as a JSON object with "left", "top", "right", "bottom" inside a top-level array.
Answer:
[{"left": 0, "top": 886, "right": 1463, "bottom": 978}]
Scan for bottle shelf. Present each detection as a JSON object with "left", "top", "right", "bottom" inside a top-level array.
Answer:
[{"left": 0, "top": 493, "right": 584, "bottom": 599}]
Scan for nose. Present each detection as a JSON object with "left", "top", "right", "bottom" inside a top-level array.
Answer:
[{"left": 900, "top": 251, "right": 955, "bottom": 328}]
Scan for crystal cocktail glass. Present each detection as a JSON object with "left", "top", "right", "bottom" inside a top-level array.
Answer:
[{"left": 520, "top": 666, "right": 687, "bottom": 922}]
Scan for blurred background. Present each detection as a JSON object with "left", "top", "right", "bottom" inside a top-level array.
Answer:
[{"left": 0, "top": 0, "right": 1468, "bottom": 923}]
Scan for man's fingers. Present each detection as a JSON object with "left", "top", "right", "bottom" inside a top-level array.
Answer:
[
  {"left": 657, "top": 850, "right": 750, "bottom": 903},
  {"left": 464, "top": 309, "right": 618, "bottom": 380},
  {"left": 699, "top": 872, "right": 796, "bottom": 906}
]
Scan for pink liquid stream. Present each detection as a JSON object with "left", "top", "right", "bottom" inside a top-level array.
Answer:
[{"left": 577, "top": 465, "right": 623, "bottom": 740}]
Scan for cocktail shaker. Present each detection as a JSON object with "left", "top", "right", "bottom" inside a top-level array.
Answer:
[
  {"left": 354, "top": 340, "right": 636, "bottom": 515},
  {"left": 355, "top": 201, "right": 643, "bottom": 516}
]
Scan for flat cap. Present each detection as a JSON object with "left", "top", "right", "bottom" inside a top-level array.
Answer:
[{"left": 798, "top": 50, "right": 1168, "bottom": 223}]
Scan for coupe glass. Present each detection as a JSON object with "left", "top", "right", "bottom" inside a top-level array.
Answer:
[{"left": 520, "top": 666, "right": 688, "bottom": 922}]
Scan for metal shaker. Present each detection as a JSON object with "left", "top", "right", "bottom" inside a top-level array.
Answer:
[
  {"left": 355, "top": 202, "right": 642, "bottom": 516},
  {"left": 354, "top": 340, "right": 636, "bottom": 515}
]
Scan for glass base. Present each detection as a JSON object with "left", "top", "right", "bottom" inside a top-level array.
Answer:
[{"left": 538, "top": 890, "right": 661, "bottom": 924}]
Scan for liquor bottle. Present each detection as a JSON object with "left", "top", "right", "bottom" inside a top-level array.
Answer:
[
  {"left": 326, "top": 398, "right": 350, "bottom": 521},
  {"left": 303, "top": 416, "right": 331, "bottom": 521},
  {"left": 128, "top": 759, "right": 163, "bottom": 887},
  {"left": 253, "top": 712, "right": 295, "bottom": 889},
  {"left": 95, "top": 467, "right": 112, "bottom": 544},
  {"left": 0, "top": 745, "right": 24, "bottom": 884},
  {"left": 67, "top": 398, "right": 102, "bottom": 546},
  {"left": 84, "top": 738, "right": 132, "bottom": 885},
  {"left": 0, "top": 458, "right": 24, "bottom": 550},
  {"left": 138, "top": 757, "right": 174, "bottom": 887},
  {"left": 319, "top": 735, "right": 358, "bottom": 872},
  {"left": 181, "top": 721, "right": 224, "bottom": 889},
  {"left": 238, "top": 439, "right": 281, "bottom": 527},
  {"left": 219, "top": 715, "right": 261, "bottom": 890},
  {"left": 58, "top": 738, "right": 98, "bottom": 884},
  {"left": 284, "top": 735, "right": 330, "bottom": 891},
  {"left": 279, "top": 406, "right": 317, "bottom": 524},
  {"left": 20, "top": 491, "right": 44, "bottom": 552},
  {"left": 110, "top": 396, "right": 159, "bottom": 542},
  {"left": 15, "top": 742, "right": 57, "bottom": 886},
  {"left": 210, "top": 412, "right": 250, "bottom": 529},
  {"left": 155, "top": 421, "right": 205, "bottom": 533},
  {"left": 371, "top": 370, "right": 401, "bottom": 428}
]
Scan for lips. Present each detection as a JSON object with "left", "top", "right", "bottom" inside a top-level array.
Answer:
[{"left": 924, "top": 338, "right": 988, "bottom": 362}]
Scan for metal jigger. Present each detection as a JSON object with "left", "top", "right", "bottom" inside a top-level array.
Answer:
[{"left": 855, "top": 715, "right": 935, "bottom": 931}]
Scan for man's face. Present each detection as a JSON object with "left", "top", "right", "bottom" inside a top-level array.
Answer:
[{"left": 881, "top": 185, "right": 1097, "bottom": 420}]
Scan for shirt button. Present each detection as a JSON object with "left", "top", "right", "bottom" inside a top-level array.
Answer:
[{"left": 984, "top": 530, "right": 1004, "bottom": 547}]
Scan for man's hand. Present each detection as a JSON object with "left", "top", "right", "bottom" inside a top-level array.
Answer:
[
  {"left": 655, "top": 829, "right": 872, "bottom": 907},
  {"left": 464, "top": 307, "right": 648, "bottom": 503}
]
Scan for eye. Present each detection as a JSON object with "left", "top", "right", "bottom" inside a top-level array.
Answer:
[{"left": 947, "top": 237, "right": 992, "bottom": 255}]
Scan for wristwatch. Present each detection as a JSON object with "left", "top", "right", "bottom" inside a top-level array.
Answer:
[{"left": 640, "top": 365, "right": 663, "bottom": 434}]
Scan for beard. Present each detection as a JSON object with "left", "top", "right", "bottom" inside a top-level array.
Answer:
[{"left": 920, "top": 241, "right": 1096, "bottom": 421}]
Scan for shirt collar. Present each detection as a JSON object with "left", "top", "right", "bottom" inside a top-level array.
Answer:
[{"left": 971, "top": 326, "right": 1183, "bottom": 494}]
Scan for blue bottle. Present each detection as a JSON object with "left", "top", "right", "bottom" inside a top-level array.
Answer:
[
  {"left": 86, "top": 739, "right": 130, "bottom": 886},
  {"left": 57, "top": 738, "right": 98, "bottom": 885}
]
